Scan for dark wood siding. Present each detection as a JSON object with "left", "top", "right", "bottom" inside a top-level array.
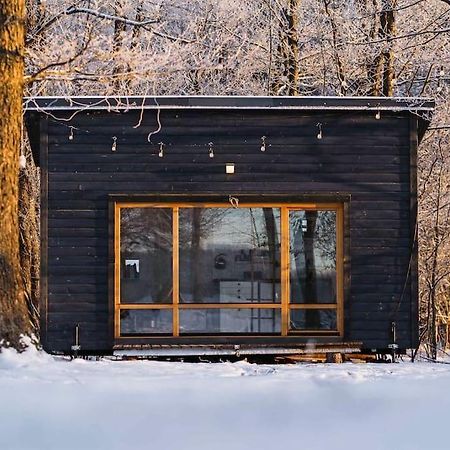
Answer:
[{"left": 43, "top": 109, "right": 416, "bottom": 352}]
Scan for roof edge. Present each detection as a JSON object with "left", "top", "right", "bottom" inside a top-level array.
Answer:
[{"left": 23, "top": 95, "right": 435, "bottom": 112}]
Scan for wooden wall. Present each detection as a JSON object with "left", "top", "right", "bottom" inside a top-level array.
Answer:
[{"left": 41, "top": 108, "right": 417, "bottom": 352}]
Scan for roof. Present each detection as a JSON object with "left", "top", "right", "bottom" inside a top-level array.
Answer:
[
  {"left": 24, "top": 95, "right": 434, "bottom": 112},
  {"left": 25, "top": 95, "right": 434, "bottom": 164}
]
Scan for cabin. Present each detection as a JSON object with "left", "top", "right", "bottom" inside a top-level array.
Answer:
[{"left": 25, "top": 96, "right": 434, "bottom": 358}]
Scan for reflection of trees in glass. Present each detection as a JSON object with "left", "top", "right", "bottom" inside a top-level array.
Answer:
[
  {"left": 179, "top": 208, "right": 280, "bottom": 303},
  {"left": 290, "top": 210, "right": 337, "bottom": 328},
  {"left": 315, "top": 212, "right": 337, "bottom": 267},
  {"left": 290, "top": 310, "right": 337, "bottom": 331},
  {"left": 120, "top": 208, "right": 172, "bottom": 303},
  {"left": 121, "top": 208, "right": 172, "bottom": 251},
  {"left": 263, "top": 208, "right": 280, "bottom": 302},
  {"left": 179, "top": 208, "right": 229, "bottom": 301},
  {"left": 291, "top": 211, "right": 319, "bottom": 327}
]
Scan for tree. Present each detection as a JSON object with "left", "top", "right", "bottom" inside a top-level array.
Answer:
[{"left": 0, "top": 0, "right": 31, "bottom": 349}]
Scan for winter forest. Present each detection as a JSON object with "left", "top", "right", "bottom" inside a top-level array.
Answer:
[
  {"left": 3, "top": 0, "right": 447, "bottom": 354},
  {"left": 2, "top": 2, "right": 450, "bottom": 449}
]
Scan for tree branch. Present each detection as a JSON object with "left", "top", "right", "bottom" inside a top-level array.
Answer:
[
  {"left": 351, "top": 27, "right": 450, "bottom": 46},
  {"left": 25, "top": 26, "right": 93, "bottom": 84},
  {"left": 26, "top": 1, "right": 85, "bottom": 46},
  {"left": 27, "top": 4, "right": 195, "bottom": 46},
  {"left": 65, "top": 6, "right": 159, "bottom": 27}
]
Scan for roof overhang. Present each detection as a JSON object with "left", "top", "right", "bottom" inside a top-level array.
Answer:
[{"left": 24, "top": 95, "right": 435, "bottom": 165}]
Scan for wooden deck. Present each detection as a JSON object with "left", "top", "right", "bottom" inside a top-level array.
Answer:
[{"left": 113, "top": 341, "right": 363, "bottom": 358}]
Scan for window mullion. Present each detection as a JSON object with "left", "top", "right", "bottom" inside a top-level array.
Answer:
[{"left": 337, "top": 205, "right": 344, "bottom": 336}]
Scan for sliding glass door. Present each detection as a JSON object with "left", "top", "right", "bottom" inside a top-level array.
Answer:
[{"left": 115, "top": 202, "right": 343, "bottom": 338}]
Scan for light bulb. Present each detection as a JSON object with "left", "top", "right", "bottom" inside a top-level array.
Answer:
[
  {"left": 260, "top": 136, "right": 266, "bottom": 152},
  {"left": 316, "top": 123, "right": 323, "bottom": 139}
]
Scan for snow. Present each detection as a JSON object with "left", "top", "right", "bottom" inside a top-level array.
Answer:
[{"left": 1, "top": 345, "right": 450, "bottom": 450}]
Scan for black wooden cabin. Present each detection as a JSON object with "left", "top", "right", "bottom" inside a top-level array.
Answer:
[{"left": 25, "top": 96, "right": 433, "bottom": 356}]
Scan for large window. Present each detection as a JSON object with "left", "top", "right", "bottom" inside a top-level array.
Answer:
[{"left": 115, "top": 202, "right": 343, "bottom": 338}]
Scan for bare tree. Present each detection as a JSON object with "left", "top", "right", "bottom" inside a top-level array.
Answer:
[{"left": 0, "top": 0, "right": 31, "bottom": 349}]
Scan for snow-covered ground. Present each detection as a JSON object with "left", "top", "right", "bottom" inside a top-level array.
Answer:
[{"left": 1, "top": 345, "right": 449, "bottom": 450}]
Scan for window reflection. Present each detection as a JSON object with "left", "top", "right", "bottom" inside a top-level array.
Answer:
[
  {"left": 290, "top": 309, "right": 337, "bottom": 331},
  {"left": 289, "top": 210, "right": 336, "bottom": 304},
  {"left": 179, "top": 208, "right": 281, "bottom": 303},
  {"left": 180, "top": 309, "right": 281, "bottom": 334},
  {"left": 117, "top": 204, "right": 341, "bottom": 337},
  {"left": 120, "top": 310, "right": 173, "bottom": 335},
  {"left": 120, "top": 208, "right": 173, "bottom": 304}
]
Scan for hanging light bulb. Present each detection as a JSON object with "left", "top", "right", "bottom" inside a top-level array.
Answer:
[
  {"left": 158, "top": 142, "right": 165, "bottom": 158},
  {"left": 111, "top": 136, "right": 117, "bottom": 152},
  {"left": 208, "top": 142, "right": 215, "bottom": 158},
  {"left": 375, "top": 110, "right": 381, "bottom": 120},
  {"left": 316, "top": 123, "right": 323, "bottom": 140},
  {"left": 260, "top": 136, "right": 267, "bottom": 152},
  {"left": 68, "top": 126, "right": 74, "bottom": 141}
]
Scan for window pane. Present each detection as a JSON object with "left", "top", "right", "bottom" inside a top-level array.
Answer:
[
  {"left": 180, "top": 308, "right": 281, "bottom": 334},
  {"left": 120, "top": 309, "right": 172, "bottom": 335},
  {"left": 120, "top": 208, "right": 172, "bottom": 304},
  {"left": 179, "top": 208, "right": 281, "bottom": 303},
  {"left": 289, "top": 210, "right": 336, "bottom": 303},
  {"left": 289, "top": 309, "right": 337, "bottom": 331}
]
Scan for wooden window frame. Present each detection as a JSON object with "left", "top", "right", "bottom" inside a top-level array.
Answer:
[{"left": 114, "top": 202, "right": 344, "bottom": 340}]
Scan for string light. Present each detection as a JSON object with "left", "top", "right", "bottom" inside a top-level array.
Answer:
[
  {"left": 316, "top": 122, "right": 323, "bottom": 140},
  {"left": 375, "top": 110, "right": 381, "bottom": 120},
  {"left": 158, "top": 142, "right": 165, "bottom": 158},
  {"left": 55, "top": 116, "right": 344, "bottom": 162},
  {"left": 260, "top": 136, "right": 267, "bottom": 152}
]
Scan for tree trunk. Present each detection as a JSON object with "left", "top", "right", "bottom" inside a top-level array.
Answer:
[
  {"left": 113, "top": 0, "right": 126, "bottom": 91},
  {"left": 381, "top": 0, "right": 397, "bottom": 96},
  {"left": 0, "top": 0, "right": 30, "bottom": 349},
  {"left": 272, "top": 0, "right": 301, "bottom": 95},
  {"left": 18, "top": 141, "right": 40, "bottom": 334},
  {"left": 369, "top": 0, "right": 397, "bottom": 96},
  {"left": 323, "top": 0, "right": 346, "bottom": 95},
  {"left": 285, "top": 0, "right": 300, "bottom": 96}
]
